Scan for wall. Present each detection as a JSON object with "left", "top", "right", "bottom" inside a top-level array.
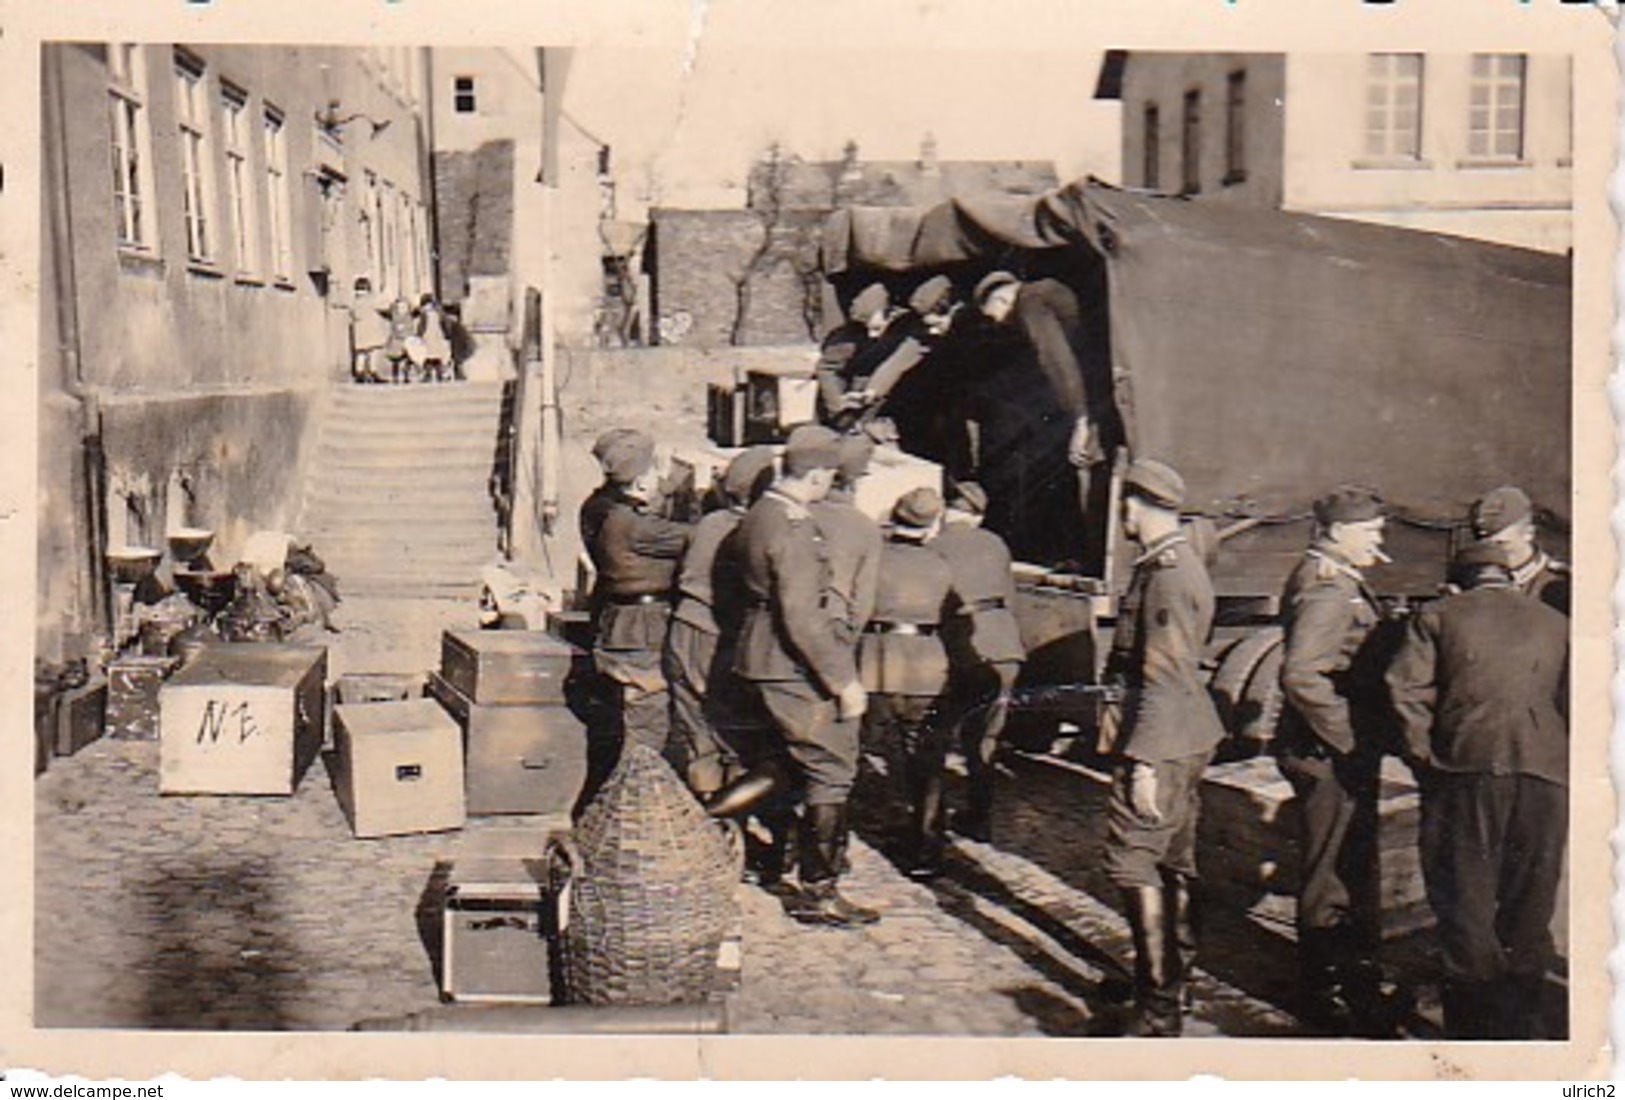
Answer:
[
  {"left": 37, "top": 43, "right": 434, "bottom": 663},
  {"left": 1117, "top": 53, "right": 1287, "bottom": 206},
  {"left": 1282, "top": 53, "right": 1572, "bottom": 252}
]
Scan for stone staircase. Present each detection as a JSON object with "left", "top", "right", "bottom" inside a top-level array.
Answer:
[{"left": 298, "top": 382, "right": 506, "bottom": 601}]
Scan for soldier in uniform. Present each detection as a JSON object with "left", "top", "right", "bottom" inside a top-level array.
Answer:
[
  {"left": 860, "top": 488, "right": 957, "bottom": 878},
  {"left": 816, "top": 282, "right": 896, "bottom": 426},
  {"left": 1098, "top": 458, "right": 1226, "bottom": 1037},
  {"left": 585, "top": 433, "right": 692, "bottom": 758},
  {"left": 732, "top": 425, "right": 877, "bottom": 925},
  {"left": 932, "top": 483, "right": 1026, "bottom": 843},
  {"left": 1385, "top": 542, "right": 1568, "bottom": 1039},
  {"left": 1275, "top": 486, "right": 1397, "bottom": 1034},
  {"left": 1469, "top": 485, "right": 1569, "bottom": 616},
  {"left": 664, "top": 446, "right": 778, "bottom": 800}
]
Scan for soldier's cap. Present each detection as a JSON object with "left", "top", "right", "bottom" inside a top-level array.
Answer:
[
  {"left": 1313, "top": 485, "right": 1385, "bottom": 527},
  {"left": 946, "top": 482, "right": 988, "bottom": 517},
  {"left": 892, "top": 487, "right": 945, "bottom": 531},
  {"left": 973, "top": 270, "right": 1020, "bottom": 307},
  {"left": 781, "top": 424, "right": 844, "bottom": 475},
  {"left": 908, "top": 275, "right": 954, "bottom": 317},
  {"left": 599, "top": 432, "right": 656, "bottom": 485},
  {"left": 1470, "top": 485, "right": 1533, "bottom": 538},
  {"left": 1123, "top": 457, "right": 1185, "bottom": 509},
  {"left": 1450, "top": 539, "right": 1514, "bottom": 588},
  {"left": 850, "top": 282, "right": 890, "bottom": 322},
  {"left": 722, "top": 446, "right": 777, "bottom": 503},
  {"left": 591, "top": 426, "right": 645, "bottom": 463},
  {"left": 836, "top": 433, "right": 876, "bottom": 482}
]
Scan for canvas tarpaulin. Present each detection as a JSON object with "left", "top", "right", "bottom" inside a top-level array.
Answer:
[{"left": 823, "top": 181, "right": 1572, "bottom": 530}]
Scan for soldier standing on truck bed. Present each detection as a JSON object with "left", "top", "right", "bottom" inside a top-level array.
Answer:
[
  {"left": 730, "top": 425, "right": 878, "bottom": 926},
  {"left": 1098, "top": 458, "right": 1226, "bottom": 1038},
  {"left": 584, "top": 433, "right": 692, "bottom": 763},
  {"left": 815, "top": 282, "right": 898, "bottom": 427},
  {"left": 1469, "top": 485, "right": 1570, "bottom": 617},
  {"left": 932, "top": 483, "right": 1026, "bottom": 843},
  {"left": 1275, "top": 486, "right": 1403, "bottom": 1036},
  {"left": 1385, "top": 541, "right": 1569, "bottom": 1040}
]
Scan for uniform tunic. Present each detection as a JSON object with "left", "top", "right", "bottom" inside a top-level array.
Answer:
[
  {"left": 1102, "top": 532, "right": 1224, "bottom": 889},
  {"left": 1276, "top": 547, "right": 1389, "bottom": 940},
  {"left": 1511, "top": 549, "right": 1571, "bottom": 618},
  {"left": 734, "top": 489, "right": 861, "bottom": 804},
  {"left": 1386, "top": 582, "right": 1568, "bottom": 1000},
  {"left": 589, "top": 495, "right": 690, "bottom": 752},
  {"left": 810, "top": 489, "right": 882, "bottom": 645},
  {"left": 664, "top": 506, "right": 749, "bottom": 790}
]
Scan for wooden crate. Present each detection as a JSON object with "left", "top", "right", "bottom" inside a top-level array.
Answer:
[
  {"left": 441, "top": 629, "right": 579, "bottom": 707},
  {"left": 106, "top": 655, "right": 180, "bottom": 741},
  {"left": 706, "top": 382, "right": 746, "bottom": 448},
  {"left": 1198, "top": 755, "right": 1433, "bottom": 939},
  {"left": 442, "top": 856, "right": 559, "bottom": 1004},
  {"left": 851, "top": 446, "right": 941, "bottom": 523},
  {"left": 332, "top": 700, "right": 466, "bottom": 839},
  {"left": 427, "top": 672, "right": 588, "bottom": 817},
  {"left": 744, "top": 366, "right": 818, "bottom": 444},
  {"left": 55, "top": 678, "right": 108, "bottom": 757},
  {"left": 159, "top": 644, "right": 326, "bottom": 796}
]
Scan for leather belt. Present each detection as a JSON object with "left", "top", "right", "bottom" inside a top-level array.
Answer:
[
  {"left": 865, "top": 621, "right": 938, "bottom": 637},
  {"left": 607, "top": 593, "right": 666, "bottom": 606}
]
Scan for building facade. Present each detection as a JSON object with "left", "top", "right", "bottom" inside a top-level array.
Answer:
[
  {"left": 39, "top": 43, "right": 434, "bottom": 663},
  {"left": 1097, "top": 50, "right": 1571, "bottom": 253}
]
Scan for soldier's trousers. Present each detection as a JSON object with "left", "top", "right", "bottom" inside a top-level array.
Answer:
[
  {"left": 663, "top": 620, "right": 733, "bottom": 793},
  {"left": 1420, "top": 772, "right": 1566, "bottom": 987},
  {"left": 593, "top": 645, "right": 669, "bottom": 754},
  {"left": 950, "top": 660, "right": 1021, "bottom": 818},
  {"left": 1277, "top": 749, "right": 1382, "bottom": 943},
  {"left": 754, "top": 679, "right": 859, "bottom": 807},
  {"left": 1103, "top": 750, "right": 1212, "bottom": 890}
]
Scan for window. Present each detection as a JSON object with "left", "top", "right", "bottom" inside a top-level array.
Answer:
[
  {"left": 221, "top": 84, "right": 258, "bottom": 275},
  {"left": 454, "top": 75, "right": 476, "bottom": 114},
  {"left": 360, "top": 171, "right": 379, "bottom": 289},
  {"left": 1225, "top": 70, "right": 1247, "bottom": 183},
  {"left": 1469, "top": 53, "right": 1526, "bottom": 160},
  {"left": 263, "top": 106, "right": 292, "bottom": 279},
  {"left": 1181, "top": 89, "right": 1201, "bottom": 195},
  {"left": 173, "top": 52, "right": 214, "bottom": 262},
  {"left": 1143, "top": 103, "right": 1160, "bottom": 190},
  {"left": 1365, "top": 53, "right": 1424, "bottom": 160},
  {"left": 107, "top": 44, "right": 156, "bottom": 250}
]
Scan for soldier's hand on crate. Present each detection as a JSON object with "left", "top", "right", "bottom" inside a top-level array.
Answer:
[{"left": 1129, "top": 761, "right": 1163, "bottom": 825}]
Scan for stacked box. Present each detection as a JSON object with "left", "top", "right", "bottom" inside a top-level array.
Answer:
[
  {"left": 331, "top": 700, "right": 466, "bottom": 839},
  {"left": 159, "top": 644, "right": 326, "bottom": 795},
  {"left": 707, "top": 382, "right": 746, "bottom": 448},
  {"left": 106, "top": 655, "right": 182, "bottom": 741},
  {"left": 744, "top": 365, "right": 817, "bottom": 444},
  {"left": 851, "top": 446, "right": 942, "bottom": 523},
  {"left": 55, "top": 678, "right": 108, "bottom": 757},
  {"left": 441, "top": 856, "right": 559, "bottom": 1004},
  {"left": 441, "top": 630, "right": 577, "bottom": 707},
  {"left": 1197, "top": 755, "right": 1433, "bottom": 939}
]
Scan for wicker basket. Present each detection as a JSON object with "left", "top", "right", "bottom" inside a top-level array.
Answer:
[{"left": 553, "top": 744, "right": 741, "bottom": 1005}]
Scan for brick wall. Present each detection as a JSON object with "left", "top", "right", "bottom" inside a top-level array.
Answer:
[{"left": 432, "top": 140, "right": 516, "bottom": 303}]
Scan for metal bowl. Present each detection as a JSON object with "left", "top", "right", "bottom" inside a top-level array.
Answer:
[
  {"left": 106, "top": 547, "right": 162, "bottom": 585},
  {"left": 173, "top": 568, "right": 238, "bottom": 616},
  {"left": 167, "top": 527, "right": 216, "bottom": 565}
]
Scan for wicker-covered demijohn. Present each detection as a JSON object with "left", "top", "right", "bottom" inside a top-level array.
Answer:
[{"left": 556, "top": 744, "right": 740, "bottom": 1005}]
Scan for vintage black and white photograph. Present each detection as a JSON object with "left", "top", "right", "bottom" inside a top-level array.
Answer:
[{"left": 8, "top": 0, "right": 1616, "bottom": 1082}]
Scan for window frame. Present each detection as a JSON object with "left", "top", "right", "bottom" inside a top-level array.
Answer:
[
  {"left": 1360, "top": 53, "right": 1425, "bottom": 166},
  {"left": 453, "top": 75, "right": 477, "bottom": 114},
  {"left": 220, "top": 81, "right": 260, "bottom": 278},
  {"left": 1224, "top": 69, "right": 1248, "bottom": 185},
  {"left": 108, "top": 44, "right": 157, "bottom": 253},
  {"left": 173, "top": 51, "right": 217, "bottom": 265},
  {"left": 1143, "top": 102, "right": 1161, "bottom": 191},
  {"left": 1181, "top": 88, "right": 1202, "bottom": 196},
  {"left": 1466, "top": 52, "right": 1527, "bottom": 163},
  {"left": 262, "top": 104, "right": 294, "bottom": 282}
]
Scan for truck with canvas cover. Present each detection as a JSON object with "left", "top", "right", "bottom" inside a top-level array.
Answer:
[{"left": 820, "top": 179, "right": 1571, "bottom": 753}]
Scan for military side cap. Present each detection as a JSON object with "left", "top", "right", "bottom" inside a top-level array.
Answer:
[
  {"left": 1123, "top": 457, "right": 1186, "bottom": 509},
  {"left": 782, "top": 424, "right": 843, "bottom": 472},
  {"left": 722, "top": 445, "right": 777, "bottom": 502},
  {"left": 947, "top": 482, "right": 988, "bottom": 516},
  {"left": 592, "top": 426, "right": 643, "bottom": 463},
  {"left": 600, "top": 432, "right": 655, "bottom": 484},
  {"left": 836, "top": 433, "right": 876, "bottom": 481},
  {"left": 849, "top": 282, "right": 890, "bottom": 321},
  {"left": 1313, "top": 485, "right": 1385, "bottom": 526},
  {"left": 1470, "top": 485, "right": 1533, "bottom": 538},
  {"left": 908, "top": 275, "right": 954, "bottom": 317},
  {"left": 893, "top": 487, "right": 945, "bottom": 530},
  {"left": 973, "top": 269, "right": 1020, "bottom": 306}
]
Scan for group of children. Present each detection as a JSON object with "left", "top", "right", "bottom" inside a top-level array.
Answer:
[{"left": 347, "top": 277, "right": 464, "bottom": 385}]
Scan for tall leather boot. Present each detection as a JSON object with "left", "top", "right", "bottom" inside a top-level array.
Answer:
[
  {"left": 1163, "top": 871, "right": 1198, "bottom": 1012},
  {"left": 705, "top": 760, "right": 788, "bottom": 819},
  {"left": 1122, "top": 886, "right": 1181, "bottom": 1037},
  {"left": 1440, "top": 979, "right": 1498, "bottom": 1040},
  {"left": 794, "top": 803, "right": 880, "bottom": 927},
  {"left": 754, "top": 804, "right": 798, "bottom": 889},
  {"left": 1297, "top": 926, "right": 1357, "bottom": 1033}
]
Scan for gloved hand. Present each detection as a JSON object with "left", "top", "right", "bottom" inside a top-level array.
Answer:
[
  {"left": 1129, "top": 762, "right": 1163, "bottom": 825},
  {"left": 836, "top": 680, "right": 869, "bottom": 721}
]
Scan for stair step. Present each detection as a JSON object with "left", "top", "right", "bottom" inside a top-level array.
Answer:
[
  {"left": 339, "top": 579, "right": 483, "bottom": 599},
  {"left": 316, "top": 433, "right": 498, "bottom": 452},
  {"left": 314, "top": 453, "right": 495, "bottom": 472},
  {"left": 317, "top": 413, "right": 501, "bottom": 434}
]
